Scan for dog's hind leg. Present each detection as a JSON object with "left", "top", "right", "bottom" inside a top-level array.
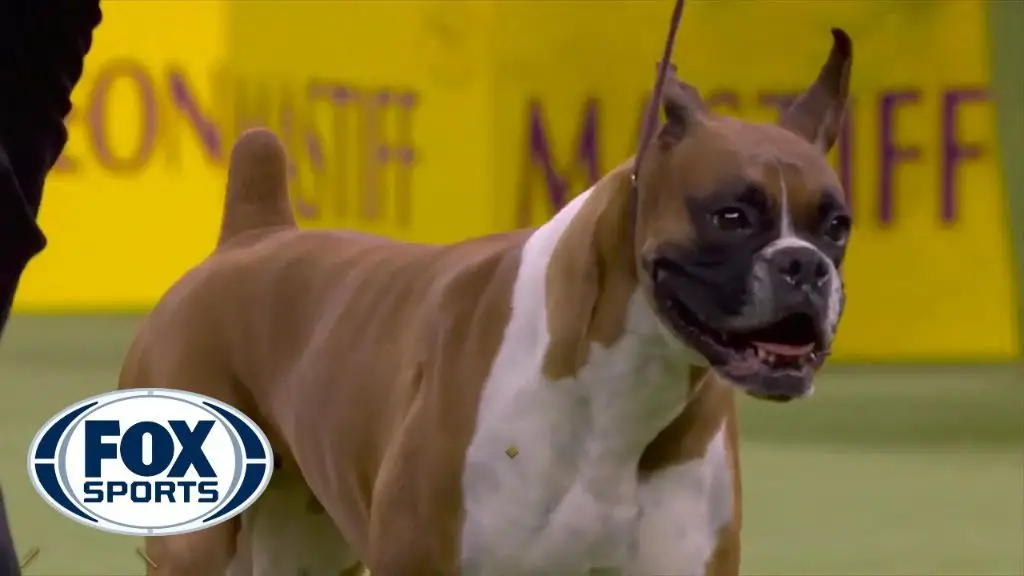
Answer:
[{"left": 118, "top": 300, "right": 260, "bottom": 575}]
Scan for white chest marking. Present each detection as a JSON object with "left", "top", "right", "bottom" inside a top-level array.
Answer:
[
  {"left": 459, "top": 188, "right": 734, "bottom": 575},
  {"left": 633, "top": 424, "right": 733, "bottom": 576}
]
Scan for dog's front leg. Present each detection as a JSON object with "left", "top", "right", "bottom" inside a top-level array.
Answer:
[{"left": 366, "top": 399, "right": 461, "bottom": 576}]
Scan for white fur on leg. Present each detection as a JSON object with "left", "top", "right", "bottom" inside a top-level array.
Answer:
[{"left": 235, "top": 469, "right": 361, "bottom": 576}]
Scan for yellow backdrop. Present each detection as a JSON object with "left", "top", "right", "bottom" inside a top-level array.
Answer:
[
  {"left": 16, "top": 0, "right": 1015, "bottom": 361},
  {"left": 15, "top": 2, "right": 228, "bottom": 311}
]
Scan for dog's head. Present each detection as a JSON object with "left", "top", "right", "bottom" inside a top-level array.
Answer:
[{"left": 635, "top": 29, "right": 853, "bottom": 402}]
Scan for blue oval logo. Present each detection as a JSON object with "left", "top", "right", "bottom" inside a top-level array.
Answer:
[{"left": 27, "top": 389, "right": 274, "bottom": 536}]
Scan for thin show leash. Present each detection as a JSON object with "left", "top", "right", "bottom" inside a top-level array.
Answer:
[
  {"left": 631, "top": 0, "right": 687, "bottom": 190},
  {"left": 627, "top": 0, "right": 716, "bottom": 403}
]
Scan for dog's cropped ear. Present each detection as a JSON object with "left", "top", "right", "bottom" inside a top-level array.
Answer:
[
  {"left": 659, "top": 63, "right": 707, "bottom": 145},
  {"left": 780, "top": 28, "right": 853, "bottom": 152}
]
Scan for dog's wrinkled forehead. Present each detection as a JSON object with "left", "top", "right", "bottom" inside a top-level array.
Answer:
[
  {"left": 634, "top": 28, "right": 852, "bottom": 244},
  {"left": 635, "top": 120, "right": 846, "bottom": 250},
  {"left": 664, "top": 118, "right": 841, "bottom": 221}
]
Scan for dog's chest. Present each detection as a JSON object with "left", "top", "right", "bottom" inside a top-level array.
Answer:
[
  {"left": 456, "top": 189, "right": 734, "bottom": 574},
  {"left": 459, "top": 333, "right": 734, "bottom": 576}
]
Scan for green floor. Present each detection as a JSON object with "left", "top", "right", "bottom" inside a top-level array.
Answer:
[{"left": 1, "top": 316, "right": 1021, "bottom": 575}]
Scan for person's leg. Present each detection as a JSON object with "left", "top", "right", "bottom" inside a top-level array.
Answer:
[{"left": 0, "top": 3, "right": 102, "bottom": 573}]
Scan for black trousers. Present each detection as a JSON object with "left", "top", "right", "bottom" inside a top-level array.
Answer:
[{"left": 0, "top": 2, "right": 102, "bottom": 574}]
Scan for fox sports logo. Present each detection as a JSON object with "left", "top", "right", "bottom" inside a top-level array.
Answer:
[{"left": 28, "top": 389, "right": 274, "bottom": 536}]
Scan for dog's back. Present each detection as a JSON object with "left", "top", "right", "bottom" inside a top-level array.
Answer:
[{"left": 120, "top": 129, "right": 527, "bottom": 574}]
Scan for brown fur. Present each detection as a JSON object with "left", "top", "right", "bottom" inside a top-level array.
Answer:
[
  {"left": 121, "top": 130, "right": 527, "bottom": 574},
  {"left": 542, "top": 160, "right": 638, "bottom": 380}
]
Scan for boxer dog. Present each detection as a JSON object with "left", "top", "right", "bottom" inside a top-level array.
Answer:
[{"left": 119, "top": 25, "right": 852, "bottom": 576}]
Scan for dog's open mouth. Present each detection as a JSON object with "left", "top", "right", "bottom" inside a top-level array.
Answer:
[
  {"left": 731, "top": 313, "right": 820, "bottom": 369},
  {"left": 655, "top": 288, "right": 828, "bottom": 401}
]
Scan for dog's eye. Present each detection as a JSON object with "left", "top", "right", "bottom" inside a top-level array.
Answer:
[
  {"left": 823, "top": 214, "right": 851, "bottom": 245},
  {"left": 711, "top": 207, "right": 753, "bottom": 232}
]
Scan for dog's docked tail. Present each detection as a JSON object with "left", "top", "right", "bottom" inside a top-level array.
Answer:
[{"left": 217, "top": 128, "right": 296, "bottom": 247}]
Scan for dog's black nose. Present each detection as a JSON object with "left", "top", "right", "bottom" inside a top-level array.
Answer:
[{"left": 770, "top": 245, "right": 830, "bottom": 292}]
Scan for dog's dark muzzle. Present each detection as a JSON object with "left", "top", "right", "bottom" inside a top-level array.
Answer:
[{"left": 767, "top": 244, "right": 832, "bottom": 309}]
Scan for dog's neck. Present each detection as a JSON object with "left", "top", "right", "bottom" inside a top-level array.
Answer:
[{"left": 521, "top": 163, "right": 709, "bottom": 469}]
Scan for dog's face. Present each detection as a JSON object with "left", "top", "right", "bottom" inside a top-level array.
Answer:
[{"left": 636, "top": 29, "right": 853, "bottom": 402}]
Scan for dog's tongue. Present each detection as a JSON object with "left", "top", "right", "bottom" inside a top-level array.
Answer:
[{"left": 753, "top": 341, "right": 814, "bottom": 356}]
